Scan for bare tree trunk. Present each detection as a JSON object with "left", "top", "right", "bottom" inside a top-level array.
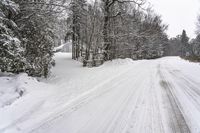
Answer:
[
  {"left": 72, "top": 0, "right": 76, "bottom": 60},
  {"left": 103, "top": 0, "right": 111, "bottom": 61}
]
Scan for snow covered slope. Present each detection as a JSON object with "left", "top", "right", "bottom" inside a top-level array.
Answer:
[{"left": 0, "top": 53, "right": 200, "bottom": 133}]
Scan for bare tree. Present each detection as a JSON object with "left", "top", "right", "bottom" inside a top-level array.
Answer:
[{"left": 101, "top": 0, "right": 145, "bottom": 60}]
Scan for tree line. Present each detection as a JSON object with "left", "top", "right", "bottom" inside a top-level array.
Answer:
[
  {"left": 69, "top": 0, "right": 169, "bottom": 67},
  {"left": 1, "top": 0, "right": 199, "bottom": 77},
  {"left": 166, "top": 28, "right": 200, "bottom": 61}
]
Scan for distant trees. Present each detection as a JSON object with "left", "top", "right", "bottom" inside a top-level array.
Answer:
[
  {"left": 167, "top": 35, "right": 182, "bottom": 56},
  {"left": 193, "top": 15, "right": 200, "bottom": 57},
  {"left": 187, "top": 15, "right": 200, "bottom": 60},
  {"left": 191, "top": 35, "right": 200, "bottom": 57},
  {"left": 180, "top": 30, "right": 189, "bottom": 56},
  {"left": 166, "top": 26, "right": 199, "bottom": 61},
  {"left": 167, "top": 30, "right": 191, "bottom": 57}
]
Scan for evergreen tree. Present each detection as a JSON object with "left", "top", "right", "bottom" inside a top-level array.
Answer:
[
  {"left": 0, "top": 0, "right": 26, "bottom": 73},
  {"left": 181, "top": 30, "right": 189, "bottom": 56},
  {"left": 14, "top": 0, "right": 60, "bottom": 77},
  {"left": 167, "top": 35, "right": 182, "bottom": 56},
  {"left": 191, "top": 34, "right": 200, "bottom": 57}
]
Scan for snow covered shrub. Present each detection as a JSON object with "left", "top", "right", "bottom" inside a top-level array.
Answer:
[{"left": 0, "top": 0, "right": 26, "bottom": 73}]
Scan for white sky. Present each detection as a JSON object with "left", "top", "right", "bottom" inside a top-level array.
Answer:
[{"left": 148, "top": 0, "right": 200, "bottom": 38}]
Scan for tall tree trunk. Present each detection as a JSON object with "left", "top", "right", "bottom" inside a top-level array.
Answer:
[
  {"left": 103, "top": 1, "right": 111, "bottom": 61},
  {"left": 72, "top": 1, "right": 76, "bottom": 60}
]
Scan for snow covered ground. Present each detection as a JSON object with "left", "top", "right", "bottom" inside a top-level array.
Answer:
[{"left": 0, "top": 53, "right": 200, "bottom": 133}]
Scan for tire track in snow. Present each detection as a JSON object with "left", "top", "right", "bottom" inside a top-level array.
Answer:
[
  {"left": 162, "top": 62, "right": 200, "bottom": 132},
  {"left": 125, "top": 63, "right": 165, "bottom": 133},
  {"left": 28, "top": 61, "right": 148, "bottom": 133},
  {"left": 1, "top": 62, "right": 144, "bottom": 133},
  {"left": 31, "top": 62, "right": 163, "bottom": 133},
  {"left": 102, "top": 67, "right": 150, "bottom": 133},
  {"left": 158, "top": 64, "right": 190, "bottom": 133},
  {"left": 33, "top": 61, "right": 168, "bottom": 133},
  {"left": 6, "top": 58, "right": 197, "bottom": 133},
  {"left": 168, "top": 69, "right": 200, "bottom": 107}
]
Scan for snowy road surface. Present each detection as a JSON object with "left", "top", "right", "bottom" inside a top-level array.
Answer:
[{"left": 1, "top": 53, "right": 200, "bottom": 133}]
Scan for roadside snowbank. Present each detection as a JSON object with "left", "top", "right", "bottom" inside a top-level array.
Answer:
[
  {"left": 102, "top": 58, "right": 135, "bottom": 66},
  {"left": 0, "top": 72, "right": 54, "bottom": 133},
  {"left": 0, "top": 73, "right": 38, "bottom": 108}
]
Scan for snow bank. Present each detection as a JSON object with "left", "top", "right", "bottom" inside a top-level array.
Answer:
[
  {"left": 53, "top": 44, "right": 66, "bottom": 52},
  {"left": 0, "top": 73, "right": 38, "bottom": 108},
  {"left": 0, "top": 73, "right": 53, "bottom": 133},
  {"left": 102, "top": 58, "right": 135, "bottom": 67}
]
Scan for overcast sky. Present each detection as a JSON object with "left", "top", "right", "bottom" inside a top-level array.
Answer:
[{"left": 148, "top": 0, "right": 200, "bottom": 38}]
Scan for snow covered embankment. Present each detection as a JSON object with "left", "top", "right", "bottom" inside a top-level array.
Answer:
[
  {"left": 0, "top": 73, "right": 37, "bottom": 108},
  {"left": 0, "top": 72, "right": 54, "bottom": 133}
]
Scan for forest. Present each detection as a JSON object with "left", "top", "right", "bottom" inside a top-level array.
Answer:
[{"left": 0, "top": 0, "right": 200, "bottom": 77}]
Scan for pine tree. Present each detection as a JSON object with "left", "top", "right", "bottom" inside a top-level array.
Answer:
[
  {"left": 181, "top": 30, "right": 190, "bottom": 56},
  {"left": 191, "top": 34, "right": 200, "bottom": 57},
  {"left": 14, "top": 0, "right": 59, "bottom": 77},
  {"left": 0, "top": 0, "right": 26, "bottom": 73}
]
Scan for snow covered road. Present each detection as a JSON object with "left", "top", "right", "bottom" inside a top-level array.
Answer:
[{"left": 1, "top": 53, "right": 200, "bottom": 133}]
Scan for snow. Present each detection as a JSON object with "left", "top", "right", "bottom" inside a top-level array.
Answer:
[
  {"left": 0, "top": 73, "right": 34, "bottom": 108},
  {"left": 53, "top": 44, "right": 66, "bottom": 52},
  {"left": 0, "top": 53, "right": 200, "bottom": 133},
  {"left": 53, "top": 41, "right": 72, "bottom": 53}
]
